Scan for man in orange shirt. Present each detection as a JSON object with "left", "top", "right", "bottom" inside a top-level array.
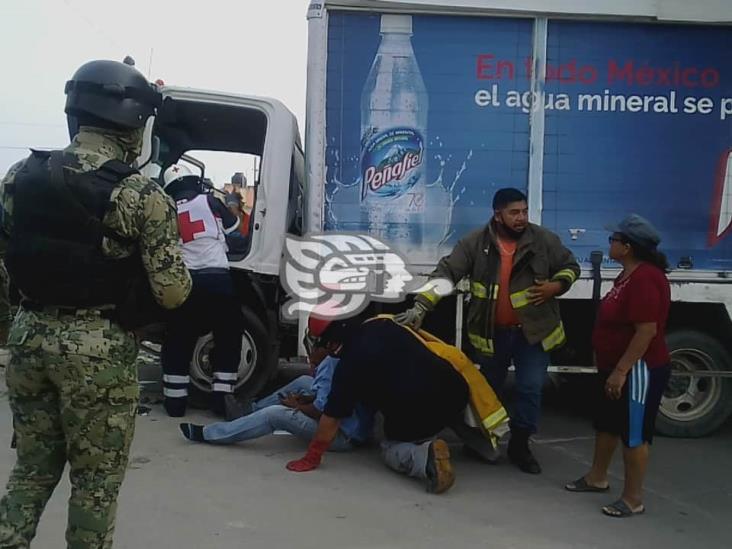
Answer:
[{"left": 397, "top": 188, "right": 580, "bottom": 474}]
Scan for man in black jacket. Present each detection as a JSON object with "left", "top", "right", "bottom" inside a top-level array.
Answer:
[
  {"left": 287, "top": 315, "right": 499, "bottom": 494},
  {"left": 397, "top": 188, "right": 580, "bottom": 474}
]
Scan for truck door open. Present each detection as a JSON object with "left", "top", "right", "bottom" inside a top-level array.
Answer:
[
  {"left": 147, "top": 88, "right": 299, "bottom": 277},
  {"left": 136, "top": 88, "right": 301, "bottom": 399},
  {"left": 150, "top": 94, "right": 265, "bottom": 259}
]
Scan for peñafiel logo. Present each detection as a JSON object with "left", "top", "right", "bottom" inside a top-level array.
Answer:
[
  {"left": 361, "top": 127, "right": 424, "bottom": 201},
  {"left": 281, "top": 233, "right": 453, "bottom": 320}
]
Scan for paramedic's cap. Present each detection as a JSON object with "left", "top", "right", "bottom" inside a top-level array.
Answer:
[
  {"left": 605, "top": 214, "right": 661, "bottom": 249},
  {"left": 381, "top": 14, "right": 412, "bottom": 34}
]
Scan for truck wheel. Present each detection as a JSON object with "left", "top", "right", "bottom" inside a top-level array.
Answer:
[
  {"left": 656, "top": 330, "right": 732, "bottom": 438},
  {"left": 188, "top": 307, "right": 275, "bottom": 404}
]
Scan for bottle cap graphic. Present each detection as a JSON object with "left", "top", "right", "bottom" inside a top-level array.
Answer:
[{"left": 381, "top": 14, "right": 412, "bottom": 34}]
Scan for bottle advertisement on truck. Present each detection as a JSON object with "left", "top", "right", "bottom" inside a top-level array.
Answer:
[{"left": 323, "top": 12, "right": 732, "bottom": 271}]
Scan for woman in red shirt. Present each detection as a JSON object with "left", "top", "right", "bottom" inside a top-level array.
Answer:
[{"left": 565, "top": 214, "right": 671, "bottom": 518}]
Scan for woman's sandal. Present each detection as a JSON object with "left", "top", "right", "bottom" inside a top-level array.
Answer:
[
  {"left": 602, "top": 499, "right": 645, "bottom": 518},
  {"left": 564, "top": 477, "right": 610, "bottom": 493}
]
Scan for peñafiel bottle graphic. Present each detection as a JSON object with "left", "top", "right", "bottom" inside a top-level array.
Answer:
[{"left": 360, "top": 14, "right": 429, "bottom": 251}]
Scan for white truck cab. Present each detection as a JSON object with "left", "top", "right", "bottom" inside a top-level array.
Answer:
[{"left": 142, "top": 87, "right": 305, "bottom": 399}]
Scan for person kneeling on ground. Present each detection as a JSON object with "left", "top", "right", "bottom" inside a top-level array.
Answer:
[
  {"left": 179, "top": 330, "right": 373, "bottom": 451},
  {"left": 286, "top": 314, "right": 506, "bottom": 495}
]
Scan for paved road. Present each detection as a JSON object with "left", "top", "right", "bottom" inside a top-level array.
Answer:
[{"left": 0, "top": 368, "right": 730, "bottom": 549}]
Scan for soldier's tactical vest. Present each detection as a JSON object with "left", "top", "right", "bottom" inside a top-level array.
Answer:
[{"left": 5, "top": 150, "right": 141, "bottom": 309}]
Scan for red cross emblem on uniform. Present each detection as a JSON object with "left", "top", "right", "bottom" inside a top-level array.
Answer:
[{"left": 178, "top": 211, "right": 206, "bottom": 243}]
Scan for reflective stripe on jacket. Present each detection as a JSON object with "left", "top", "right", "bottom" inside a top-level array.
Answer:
[{"left": 417, "top": 222, "right": 580, "bottom": 356}]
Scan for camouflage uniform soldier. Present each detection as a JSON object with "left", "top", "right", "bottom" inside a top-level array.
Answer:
[{"left": 0, "top": 60, "right": 192, "bottom": 548}]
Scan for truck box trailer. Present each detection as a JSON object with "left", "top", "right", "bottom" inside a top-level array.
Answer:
[{"left": 142, "top": 0, "right": 732, "bottom": 437}]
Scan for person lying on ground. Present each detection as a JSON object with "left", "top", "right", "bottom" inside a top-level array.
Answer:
[{"left": 178, "top": 341, "right": 373, "bottom": 451}]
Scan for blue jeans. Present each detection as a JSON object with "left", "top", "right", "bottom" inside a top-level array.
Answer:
[
  {"left": 252, "top": 375, "right": 314, "bottom": 410},
  {"left": 475, "top": 328, "right": 549, "bottom": 434},
  {"left": 381, "top": 440, "right": 431, "bottom": 480},
  {"left": 202, "top": 405, "right": 354, "bottom": 451}
]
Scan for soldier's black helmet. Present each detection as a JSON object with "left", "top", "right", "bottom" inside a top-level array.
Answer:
[{"left": 64, "top": 59, "right": 162, "bottom": 138}]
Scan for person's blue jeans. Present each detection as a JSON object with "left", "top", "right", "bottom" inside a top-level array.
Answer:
[
  {"left": 202, "top": 405, "right": 354, "bottom": 451},
  {"left": 252, "top": 375, "right": 314, "bottom": 410},
  {"left": 381, "top": 440, "right": 431, "bottom": 480},
  {"left": 474, "top": 327, "right": 550, "bottom": 434}
]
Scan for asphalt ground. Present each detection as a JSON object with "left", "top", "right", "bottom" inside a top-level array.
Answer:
[{"left": 0, "top": 362, "right": 730, "bottom": 549}]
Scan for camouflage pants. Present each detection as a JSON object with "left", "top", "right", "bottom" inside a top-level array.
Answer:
[
  {"left": 0, "top": 260, "right": 11, "bottom": 345},
  {"left": 0, "top": 309, "right": 139, "bottom": 549}
]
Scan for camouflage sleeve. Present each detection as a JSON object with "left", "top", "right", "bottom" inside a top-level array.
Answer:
[
  {"left": 138, "top": 186, "right": 191, "bottom": 309},
  {"left": 0, "top": 161, "right": 24, "bottom": 344},
  {"left": 0, "top": 159, "right": 26, "bottom": 247},
  {"left": 0, "top": 258, "right": 11, "bottom": 344}
]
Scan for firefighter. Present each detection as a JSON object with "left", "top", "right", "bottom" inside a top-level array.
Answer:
[{"left": 396, "top": 188, "right": 581, "bottom": 474}]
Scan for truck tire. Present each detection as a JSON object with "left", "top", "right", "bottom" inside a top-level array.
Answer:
[
  {"left": 188, "top": 306, "right": 275, "bottom": 404},
  {"left": 656, "top": 330, "right": 732, "bottom": 438}
]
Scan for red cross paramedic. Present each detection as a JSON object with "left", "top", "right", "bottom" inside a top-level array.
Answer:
[{"left": 160, "top": 163, "right": 246, "bottom": 419}]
